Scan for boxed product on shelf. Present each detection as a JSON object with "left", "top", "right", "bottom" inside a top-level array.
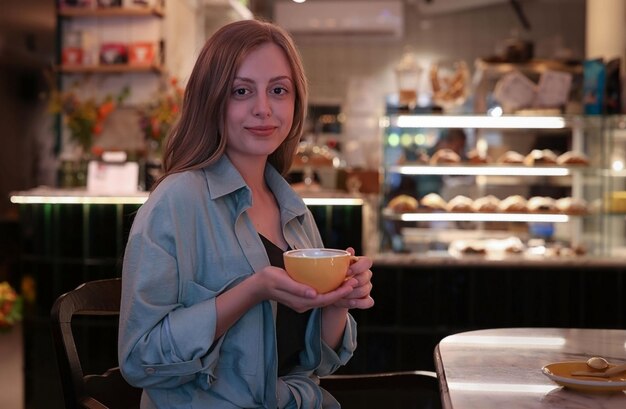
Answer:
[
  {"left": 123, "top": 0, "right": 162, "bottom": 7},
  {"left": 100, "top": 43, "right": 128, "bottom": 64},
  {"left": 59, "top": 0, "right": 95, "bottom": 7},
  {"left": 97, "top": 0, "right": 122, "bottom": 6},
  {"left": 61, "top": 30, "right": 84, "bottom": 65},
  {"left": 129, "top": 42, "right": 155, "bottom": 65},
  {"left": 62, "top": 47, "right": 84, "bottom": 65}
]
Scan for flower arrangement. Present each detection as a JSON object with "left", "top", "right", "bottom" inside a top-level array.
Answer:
[
  {"left": 138, "top": 75, "right": 184, "bottom": 155},
  {"left": 0, "top": 282, "right": 22, "bottom": 332},
  {"left": 49, "top": 83, "right": 130, "bottom": 155}
]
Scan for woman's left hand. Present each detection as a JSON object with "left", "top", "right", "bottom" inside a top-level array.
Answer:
[{"left": 331, "top": 247, "right": 374, "bottom": 310}]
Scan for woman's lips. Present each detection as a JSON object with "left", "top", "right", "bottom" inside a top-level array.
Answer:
[{"left": 246, "top": 126, "right": 277, "bottom": 137}]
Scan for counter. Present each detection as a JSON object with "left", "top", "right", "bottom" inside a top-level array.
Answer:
[
  {"left": 9, "top": 188, "right": 626, "bottom": 408},
  {"left": 10, "top": 187, "right": 371, "bottom": 409},
  {"left": 374, "top": 252, "right": 626, "bottom": 268}
]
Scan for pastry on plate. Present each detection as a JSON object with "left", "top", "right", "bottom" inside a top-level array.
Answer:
[
  {"left": 449, "top": 239, "right": 487, "bottom": 256},
  {"left": 556, "top": 151, "right": 590, "bottom": 166},
  {"left": 459, "top": 240, "right": 487, "bottom": 255},
  {"left": 524, "top": 149, "right": 558, "bottom": 166},
  {"left": 430, "top": 148, "right": 461, "bottom": 164},
  {"left": 498, "top": 195, "right": 528, "bottom": 212},
  {"left": 471, "top": 195, "right": 501, "bottom": 212},
  {"left": 496, "top": 150, "right": 525, "bottom": 164},
  {"left": 555, "top": 197, "right": 588, "bottom": 215},
  {"left": 527, "top": 196, "right": 558, "bottom": 213},
  {"left": 387, "top": 194, "right": 419, "bottom": 213},
  {"left": 446, "top": 195, "right": 474, "bottom": 212},
  {"left": 420, "top": 193, "right": 447, "bottom": 211},
  {"left": 504, "top": 240, "right": 525, "bottom": 254}
]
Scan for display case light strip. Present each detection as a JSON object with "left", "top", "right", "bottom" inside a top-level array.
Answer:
[
  {"left": 394, "top": 115, "right": 566, "bottom": 129},
  {"left": 11, "top": 195, "right": 364, "bottom": 206},
  {"left": 10, "top": 195, "right": 148, "bottom": 205},
  {"left": 399, "top": 213, "right": 569, "bottom": 223},
  {"left": 391, "top": 165, "right": 570, "bottom": 176},
  {"left": 303, "top": 198, "right": 364, "bottom": 206}
]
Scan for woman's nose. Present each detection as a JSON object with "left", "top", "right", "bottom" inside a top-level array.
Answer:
[{"left": 253, "top": 95, "right": 272, "bottom": 118}]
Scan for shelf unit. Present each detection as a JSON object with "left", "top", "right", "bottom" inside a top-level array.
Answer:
[
  {"left": 54, "top": 3, "right": 167, "bottom": 158},
  {"left": 57, "top": 63, "right": 163, "bottom": 73},
  {"left": 58, "top": 6, "right": 165, "bottom": 18},
  {"left": 57, "top": 5, "right": 165, "bottom": 73},
  {"left": 379, "top": 114, "right": 609, "bottom": 256}
]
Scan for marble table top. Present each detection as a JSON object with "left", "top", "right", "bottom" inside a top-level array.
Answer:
[{"left": 435, "top": 328, "right": 626, "bottom": 409}]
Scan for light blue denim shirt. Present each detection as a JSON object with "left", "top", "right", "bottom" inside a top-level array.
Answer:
[{"left": 119, "top": 155, "right": 357, "bottom": 408}]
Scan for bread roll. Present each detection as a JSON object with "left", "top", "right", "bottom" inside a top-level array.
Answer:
[
  {"left": 555, "top": 197, "right": 588, "bottom": 215},
  {"left": 471, "top": 195, "right": 501, "bottom": 212},
  {"left": 420, "top": 193, "right": 447, "bottom": 211},
  {"left": 497, "top": 150, "right": 525, "bottom": 164},
  {"left": 446, "top": 195, "right": 474, "bottom": 212},
  {"left": 557, "top": 151, "right": 590, "bottom": 166},
  {"left": 498, "top": 195, "right": 528, "bottom": 213},
  {"left": 430, "top": 148, "right": 461, "bottom": 164},
  {"left": 527, "top": 196, "right": 557, "bottom": 213},
  {"left": 387, "top": 194, "right": 419, "bottom": 213},
  {"left": 524, "top": 149, "right": 558, "bottom": 166}
]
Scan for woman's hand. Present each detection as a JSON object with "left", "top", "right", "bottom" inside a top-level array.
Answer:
[
  {"left": 319, "top": 247, "right": 373, "bottom": 348},
  {"left": 251, "top": 265, "right": 356, "bottom": 313},
  {"left": 330, "top": 247, "right": 374, "bottom": 310}
]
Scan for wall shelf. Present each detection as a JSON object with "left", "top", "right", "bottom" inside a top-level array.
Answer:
[
  {"left": 58, "top": 6, "right": 165, "bottom": 18},
  {"left": 58, "top": 63, "right": 164, "bottom": 74}
]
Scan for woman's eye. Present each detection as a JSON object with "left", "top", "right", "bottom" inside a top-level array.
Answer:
[
  {"left": 233, "top": 87, "right": 249, "bottom": 96},
  {"left": 271, "top": 86, "right": 288, "bottom": 95}
]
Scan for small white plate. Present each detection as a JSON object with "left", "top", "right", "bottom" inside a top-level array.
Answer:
[{"left": 542, "top": 361, "right": 626, "bottom": 393}]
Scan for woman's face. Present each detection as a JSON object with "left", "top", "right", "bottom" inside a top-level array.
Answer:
[{"left": 225, "top": 42, "right": 295, "bottom": 166}]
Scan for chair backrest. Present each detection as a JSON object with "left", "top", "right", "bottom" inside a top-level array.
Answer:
[
  {"left": 320, "top": 370, "right": 441, "bottom": 409},
  {"left": 50, "top": 278, "right": 142, "bottom": 409}
]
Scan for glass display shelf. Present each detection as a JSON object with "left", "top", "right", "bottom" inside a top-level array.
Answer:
[{"left": 379, "top": 113, "right": 617, "bottom": 257}]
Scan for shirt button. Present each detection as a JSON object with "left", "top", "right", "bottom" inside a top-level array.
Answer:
[{"left": 145, "top": 367, "right": 156, "bottom": 375}]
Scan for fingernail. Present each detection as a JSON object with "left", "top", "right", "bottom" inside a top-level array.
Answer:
[{"left": 305, "top": 289, "right": 315, "bottom": 298}]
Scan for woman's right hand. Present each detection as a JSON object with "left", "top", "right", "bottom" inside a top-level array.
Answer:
[{"left": 251, "top": 266, "right": 357, "bottom": 313}]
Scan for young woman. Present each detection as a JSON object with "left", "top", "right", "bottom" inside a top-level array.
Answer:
[{"left": 118, "top": 19, "right": 374, "bottom": 408}]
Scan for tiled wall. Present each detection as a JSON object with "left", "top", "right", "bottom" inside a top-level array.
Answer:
[
  {"left": 295, "top": 0, "right": 585, "bottom": 106},
  {"left": 289, "top": 0, "right": 585, "bottom": 168}
]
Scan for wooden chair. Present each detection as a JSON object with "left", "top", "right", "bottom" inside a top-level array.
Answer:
[
  {"left": 51, "top": 278, "right": 142, "bottom": 409},
  {"left": 320, "top": 370, "right": 441, "bottom": 409}
]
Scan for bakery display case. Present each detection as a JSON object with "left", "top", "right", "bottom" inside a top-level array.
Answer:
[{"left": 379, "top": 114, "right": 623, "bottom": 259}]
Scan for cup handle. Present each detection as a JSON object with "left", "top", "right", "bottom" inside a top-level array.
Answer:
[{"left": 349, "top": 256, "right": 359, "bottom": 264}]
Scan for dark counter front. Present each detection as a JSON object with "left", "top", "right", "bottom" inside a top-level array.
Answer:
[
  {"left": 18, "top": 201, "right": 140, "bottom": 409},
  {"left": 11, "top": 189, "right": 366, "bottom": 409},
  {"left": 342, "top": 254, "right": 626, "bottom": 375}
]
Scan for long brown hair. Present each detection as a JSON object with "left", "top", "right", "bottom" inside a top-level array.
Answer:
[{"left": 153, "top": 19, "right": 308, "bottom": 190}]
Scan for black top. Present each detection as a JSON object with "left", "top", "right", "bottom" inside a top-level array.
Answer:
[{"left": 259, "top": 234, "right": 312, "bottom": 376}]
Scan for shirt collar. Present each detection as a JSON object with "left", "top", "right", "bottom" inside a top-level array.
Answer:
[{"left": 201, "top": 155, "right": 308, "bottom": 219}]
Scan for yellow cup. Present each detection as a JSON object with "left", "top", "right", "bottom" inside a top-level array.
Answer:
[{"left": 283, "top": 248, "right": 354, "bottom": 294}]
